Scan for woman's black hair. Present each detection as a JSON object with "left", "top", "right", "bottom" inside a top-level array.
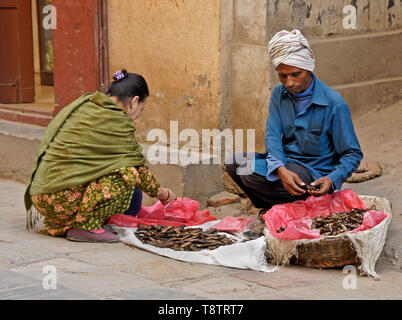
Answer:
[{"left": 107, "top": 69, "right": 149, "bottom": 103}]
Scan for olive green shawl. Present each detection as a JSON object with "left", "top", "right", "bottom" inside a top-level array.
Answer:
[{"left": 24, "top": 91, "right": 146, "bottom": 218}]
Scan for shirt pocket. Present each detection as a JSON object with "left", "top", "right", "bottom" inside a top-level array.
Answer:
[{"left": 302, "top": 129, "right": 325, "bottom": 156}]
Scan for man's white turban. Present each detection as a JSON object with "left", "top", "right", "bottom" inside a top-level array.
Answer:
[{"left": 268, "top": 29, "right": 315, "bottom": 72}]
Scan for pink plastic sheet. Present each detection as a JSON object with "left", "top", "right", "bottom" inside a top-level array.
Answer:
[
  {"left": 212, "top": 216, "right": 256, "bottom": 232},
  {"left": 107, "top": 197, "right": 216, "bottom": 228},
  {"left": 262, "top": 189, "right": 388, "bottom": 240}
]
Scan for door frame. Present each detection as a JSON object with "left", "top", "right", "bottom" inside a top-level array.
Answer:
[{"left": 52, "top": 0, "right": 109, "bottom": 115}]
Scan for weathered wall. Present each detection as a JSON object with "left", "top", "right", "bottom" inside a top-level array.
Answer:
[
  {"left": 224, "top": 0, "right": 402, "bottom": 151},
  {"left": 108, "top": 0, "right": 221, "bottom": 145}
]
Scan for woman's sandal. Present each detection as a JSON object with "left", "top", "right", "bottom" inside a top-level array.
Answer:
[{"left": 66, "top": 228, "right": 120, "bottom": 243}]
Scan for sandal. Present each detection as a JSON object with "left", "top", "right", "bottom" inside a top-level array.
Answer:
[{"left": 66, "top": 228, "right": 120, "bottom": 243}]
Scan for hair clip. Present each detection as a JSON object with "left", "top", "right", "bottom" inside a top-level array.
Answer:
[{"left": 115, "top": 70, "right": 125, "bottom": 80}]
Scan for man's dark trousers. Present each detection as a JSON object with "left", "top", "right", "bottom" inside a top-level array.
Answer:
[{"left": 225, "top": 152, "right": 314, "bottom": 210}]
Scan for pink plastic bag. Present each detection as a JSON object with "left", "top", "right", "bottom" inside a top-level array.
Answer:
[
  {"left": 263, "top": 189, "right": 387, "bottom": 240},
  {"left": 212, "top": 216, "right": 256, "bottom": 232},
  {"left": 107, "top": 197, "right": 216, "bottom": 228}
]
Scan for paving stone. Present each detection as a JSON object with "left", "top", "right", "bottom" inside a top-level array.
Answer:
[
  {"left": 0, "top": 284, "right": 92, "bottom": 300},
  {"left": 10, "top": 258, "right": 99, "bottom": 281},
  {"left": 0, "top": 237, "right": 123, "bottom": 267},
  {"left": 68, "top": 246, "right": 163, "bottom": 268},
  {"left": 0, "top": 270, "right": 38, "bottom": 290},
  {"left": 167, "top": 275, "right": 268, "bottom": 300},
  {"left": 231, "top": 267, "right": 321, "bottom": 290},
  {"left": 207, "top": 191, "right": 241, "bottom": 207},
  {"left": 279, "top": 279, "right": 402, "bottom": 300},
  {"left": 54, "top": 271, "right": 158, "bottom": 298},
  {"left": 69, "top": 246, "right": 219, "bottom": 284},
  {"left": 10, "top": 258, "right": 159, "bottom": 299},
  {"left": 128, "top": 260, "right": 217, "bottom": 284},
  {"left": 110, "top": 287, "right": 207, "bottom": 300},
  {"left": 0, "top": 230, "right": 45, "bottom": 243}
]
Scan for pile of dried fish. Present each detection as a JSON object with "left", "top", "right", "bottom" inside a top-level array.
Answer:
[
  {"left": 134, "top": 225, "right": 234, "bottom": 251},
  {"left": 311, "top": 208, "right": 368, "bottom": 236}
]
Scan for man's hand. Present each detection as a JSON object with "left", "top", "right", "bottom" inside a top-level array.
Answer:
[
  {"left": 308, "top": 177, "right": 332, "bottom": 197},
  {"left": 277, "top": 166, "right": 307, "bottom": 197}
]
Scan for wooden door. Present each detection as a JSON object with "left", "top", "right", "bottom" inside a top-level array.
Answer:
[{"left": 0, "top": 0, "right": 35, "bottom": 103}]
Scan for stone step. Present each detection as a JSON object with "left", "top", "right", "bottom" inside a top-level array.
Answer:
[
  {"left": 0, "top": 119, "right": 224, "bottom": 208},
  {"left": 0, "top": 104, "right": 52, "bottom": 127}
]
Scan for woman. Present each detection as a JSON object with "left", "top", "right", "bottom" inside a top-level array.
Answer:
[{"left": 24, "top": 69, "right": 176, "bottom": 243}]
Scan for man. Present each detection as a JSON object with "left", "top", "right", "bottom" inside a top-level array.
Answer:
[{"left": 226, "top": 29, "right": 363, "bottom": 210}]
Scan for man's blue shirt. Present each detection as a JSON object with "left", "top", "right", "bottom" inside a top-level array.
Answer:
[{"left": 252, "top": 74, "right": 363, "bottom": 190}]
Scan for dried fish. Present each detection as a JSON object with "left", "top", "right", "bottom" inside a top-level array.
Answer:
[
  {"left": 134, "top": 224, "right": 234, "bottom": 251},
  {"left": 311, "top": 208, "right": 367, "bottom": 236}
]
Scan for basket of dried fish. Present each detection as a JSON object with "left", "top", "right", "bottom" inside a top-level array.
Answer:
[
  {"left": 263, "top": 191, "right": 392, "bottom": 275},
  {"left": 291, "top": 208, "right": 367, "bottom": 268}
]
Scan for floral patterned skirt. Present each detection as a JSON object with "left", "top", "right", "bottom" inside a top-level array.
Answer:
[{"left": 30, "top": 166, "right": 159, "bottom": 237}]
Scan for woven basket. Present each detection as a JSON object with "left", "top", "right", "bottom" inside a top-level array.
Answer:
[
  {"left": 274, "top": 195, "right": 390, "bottom": 269},
  {"left": 291, "top": 236, "right": 359, "bottom": 268}
]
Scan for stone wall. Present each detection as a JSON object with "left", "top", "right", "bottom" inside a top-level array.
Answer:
[
  {"left": 108, "top": 1, "right": 402, "bottom": 153},
  {"left": 108, "top": 0, "right": 222, "bottom": 146}
]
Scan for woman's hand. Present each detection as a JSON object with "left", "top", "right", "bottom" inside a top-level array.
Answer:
[
  {"left": 157, "top": 187, "right": 177, "bottom": 205},
  {"left": 277, "top": 166, "right": 307, "bottom": 197},
  {"left": 307, "top": 177, "right": 332, "bottom": 197}
]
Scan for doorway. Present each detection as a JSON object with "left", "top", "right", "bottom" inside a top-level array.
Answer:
[
  {"left": 0, "top": 0, "right": 109, "bottom": 125},
  {"left": 0, "top": 0, "right": 54, "bottom": 119},
  {"left": 30, "top": 0, "right": 55, "bottom": 112}
]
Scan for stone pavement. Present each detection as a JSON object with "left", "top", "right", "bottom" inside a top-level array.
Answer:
[{"left": 0, "top": 179, "right": 401, "bottom": 300}]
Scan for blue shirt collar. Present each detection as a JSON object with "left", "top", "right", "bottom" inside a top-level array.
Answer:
[
  {"left": 292, "top": 76, "right": 315, "bottom": 100},
  {"left": 280, "top": 74, "right": 329, "bottom": 106}
]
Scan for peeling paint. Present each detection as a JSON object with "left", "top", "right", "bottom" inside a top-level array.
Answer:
[
  {"left": 306, "top": 3, "right": 312, "bottom": 18},
  {"left": 316, "top": 9, "right": 325, "bottom": 25},
  {"left": 388, "top": 13, "right": 396, "bottom": 26},
  {"left": 274, "top": 0, "right": 279, "bottom": 16},
  {"left": 292, "top": 1, "right": 308, "bottom": 28},
  {"left": 363, "top": 2, "right": 370, "bottom": 16},
  {"left": 197, "top": 74, "right": 210, "bottom": 89}
]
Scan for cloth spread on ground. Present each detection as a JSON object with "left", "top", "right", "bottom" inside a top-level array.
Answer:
[
  {"left": 106, "top": 221, "right": 277, "bottom": 273},
  {"left": 106, "top": 198, "right": 275, "bottom": 273}
]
